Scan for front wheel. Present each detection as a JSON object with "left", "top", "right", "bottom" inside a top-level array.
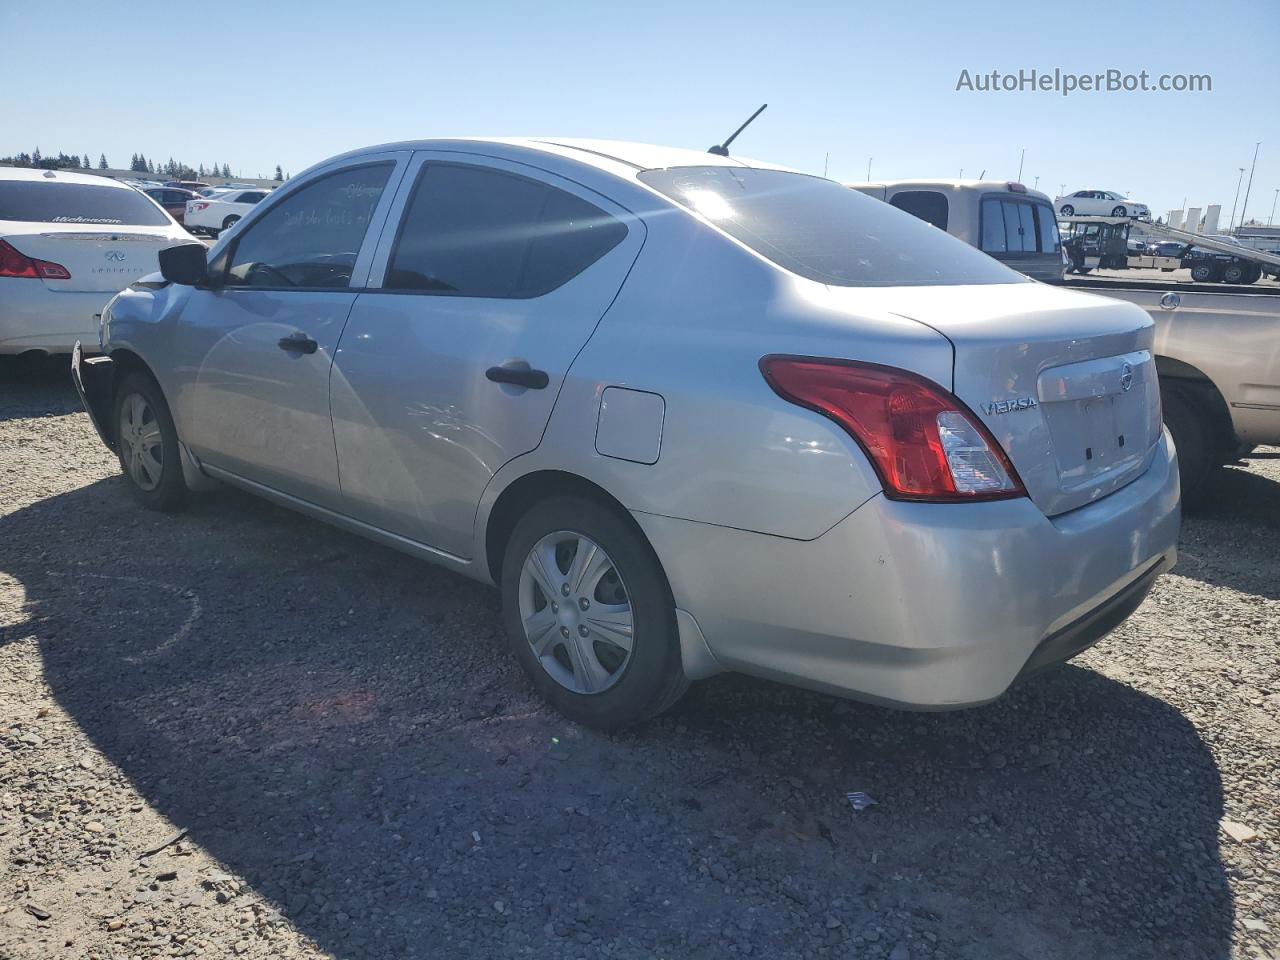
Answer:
[
  {"left": 500, "top": 497, "right": 687, "bottom": 730},
  {"left": 114, "top": 371, "right": 188, "bottom": 511}
]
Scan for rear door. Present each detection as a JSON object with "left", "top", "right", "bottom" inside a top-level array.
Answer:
[
  {"left": 172, "top": 155, "right": 407, "bottom": 508},
  {"left": 330, "top": 152, "right": 644, "bottom": 558}
]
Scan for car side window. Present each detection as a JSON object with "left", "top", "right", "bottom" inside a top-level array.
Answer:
[
  {"left": 221, "top": 163, "right": 393, "bottom": 290},
  {"left": 383, "top": 163, "right": 627, "bottom": 298},
  {"left": 239, "top": 192, "right": 266, "bottom": 204},
  {"left": 888, "top": 190, "right": 948, "bottom": 230},
  {"left": 1034, "top": 203, "right": 1060, "bottom": 253}
]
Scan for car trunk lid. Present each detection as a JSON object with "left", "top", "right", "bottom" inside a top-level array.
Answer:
[
  {"left": 832, "top": 282, "right": 1161, "bottom": 517},
  {"left": 3, "top": 228, "right": 177, "bottom": 293}
]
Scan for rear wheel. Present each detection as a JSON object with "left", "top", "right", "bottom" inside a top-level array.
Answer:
[
  {"left": 114, "top": 371, "right": 188, "bottom": 512},
  {"left": 1162, "top": 384, "right": 1215, "bottom": 510},
  {"left": 500, "top": 496, "right": 687, "bottom": 730},
  {"left": 1060, "top": 204, "right": 1074, "bottom": 216},
  {"left": 1111, "top": 205, "right": 1127, "bottom": 217},
  {"left": 1242, "top": 265, "right": 1262, "bottom": 284},
  {"left": 222, "top": 215, "right": 241, "bottom": 231},
  {"left": 1222, "top": 262, "right": 1247, "bottom": 284},
  {"left": 1190, "top": 262, "right": 1220, "bottom": 283}
]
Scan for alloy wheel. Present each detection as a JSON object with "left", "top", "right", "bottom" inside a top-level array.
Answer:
[
  {"left": 118, "top": 393, "right": 163, "bottom": 492},
  {"left": 518, "top": 531, "right": 634, "bottom": 695}
]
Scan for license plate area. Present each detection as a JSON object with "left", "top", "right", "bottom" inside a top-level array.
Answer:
[{"left": 1039, "top": 351, "right": 1154, "bottom": 490}]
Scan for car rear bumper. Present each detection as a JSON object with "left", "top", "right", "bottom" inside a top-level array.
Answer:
[
  {"left": 1, "top": 285, "right": 108, "bottom": 354},
  {"left": 634, "top": 429, "right": 1180, "bottom": 709}
]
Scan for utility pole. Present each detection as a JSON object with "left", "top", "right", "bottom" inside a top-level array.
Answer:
[
  {"left": 823, "top": 152, "right": 829, "bottom": 178},
  {"left": 1270, "top": 188, "right": 1278, "bottom": 226},
  {"left": 866, "top": 157, "right": 872, "bottom": 180},
  {"left": 1238, "top": 141, "right": 1261, "bottom": 229},
  {"left": 1229, "top": 167, "right": 1245, "bottom": 230},
  {"left": 959, "top": 168, "right": 963, "bottom": 178},
  {"left": 1017, "top": 148, "right": 1025, "bottom": 181},
  {"left": 1033, "top": 176, "right": 1039, "bottom": 190}
]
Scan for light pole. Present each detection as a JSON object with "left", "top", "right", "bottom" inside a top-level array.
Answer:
[
  {"left": 866, "top": 157, "right": 872, "bottom": 180},
  {"left": 1229, "top": 167, "right": 1245, "bottom": 230},
  {"left": 1270, "top": 188, "right": 1278, "bottom": 226},
  {"left": 1238, "top": 141, "right": 1261, "bottom": 229},
  {"left": 1033, "top": 176, "right": 1039, "bottom": 190},
  {"left": 1016, "top": 148, "right": 1025, "bottom": 181}
]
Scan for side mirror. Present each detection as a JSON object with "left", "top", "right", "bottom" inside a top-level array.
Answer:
[{"left": 158, "top": 242, "right": 209, "bottom": 286}]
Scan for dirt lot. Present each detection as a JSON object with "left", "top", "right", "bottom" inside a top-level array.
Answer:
[{"left": 1, "top": 359, "right": 1276, "bottom": 960}]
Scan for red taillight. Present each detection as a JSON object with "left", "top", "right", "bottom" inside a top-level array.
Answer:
[
  {"left": 760, "top": 356, "right": 1025, "bottom": 502},
  {"left": 191, "top": 202, "right": 208, "bottom": 211},
  {"left": 0, "top": 239, "right": 70, "bottom": 280},
  {"left": 1007, "top": 181, "right": 1027, "bottom": 193}
]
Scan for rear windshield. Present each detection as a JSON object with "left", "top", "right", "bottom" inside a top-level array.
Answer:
[
  {"left": 0, "top": 181, "right": 170, "bottom": 226},
  {"left": 637, "top": 167, "right": 1022, "bottom": 287}
]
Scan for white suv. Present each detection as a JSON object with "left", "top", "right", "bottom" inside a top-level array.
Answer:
[{"left": 185, "top": 188, "right": 271, "bottom": 236}]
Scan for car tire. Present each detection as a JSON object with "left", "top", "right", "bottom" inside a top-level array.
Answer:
[
  {"left": 1111, "top": 205, "right": 1127, "bottom": 217},
  {"left": 222, "top": 215, "right": 241, "bottom": 231},
  {"left": 113, "top": 371, "right": 188, "bottom": 512},
  {"left": 1162, "top": 384, "right": 1215, "bottom": 510},
  {"left": 1221, "top": 263, "right": 1247, "bottom": 284},
  {"left": 1190, "top": 262, "right": 1219, "bottom": 283},
  {"left": 500, "top": 496, "right": 688, "bottom": 731},
  {"left": 1060, "top": 204, "right": 1074, "bottom": 216}
]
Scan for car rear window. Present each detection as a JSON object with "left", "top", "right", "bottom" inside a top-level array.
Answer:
[
  {"left": 637, "top": 167, "right": 1021, "bottom": 287},
  {"left": 981, "top": 197, "right": 1060, "bottom": 255},
  {"left": 0, "top": 181, "right": 171, "bottom": 226}
]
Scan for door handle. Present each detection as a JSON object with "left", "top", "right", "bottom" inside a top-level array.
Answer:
[
  {"left": 486, "top": 365, "right": 549, "bottom": 389},
  {"left": 278, "top": 333, "right": 318, "bottom": 354}
]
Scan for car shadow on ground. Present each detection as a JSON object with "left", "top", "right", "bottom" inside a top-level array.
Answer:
[
  {"left": 2, "top": 477, "right": 1234, "bottom": 959},
  {"left": 1175, "top": 459, "right": 1280, "bottom": 600},
  {"left": 0, "top": 356, "right": 81, "bottom": 422}
]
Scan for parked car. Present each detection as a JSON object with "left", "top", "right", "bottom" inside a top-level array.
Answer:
[
  {"left": 143, "top": 187, "right": 199, "bottom": 224},
  {"left": 1147, "top": 240, "right": 1187, "bottom": 258},
  {"left": 1055, "top": 190, "right": 1151, "bottom": 220},
  {"left": 74, "top": 138, "right": 1179, "bottom": 729},
  {"left": 163, "top": 180, "right": 210, "bottom": 192},
  {"left": 184, "top": 188, "right": 269, "bottom": 236},
  {"left": 0, "top": 167, "right": 192, "bottom": 356},
  {"left": 847, "top": 180, "right": 1063, "bottom": 282}
]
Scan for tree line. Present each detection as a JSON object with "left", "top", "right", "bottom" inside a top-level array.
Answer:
[{"left": 0, "top": 148, "right": 288, "bottom": 181}]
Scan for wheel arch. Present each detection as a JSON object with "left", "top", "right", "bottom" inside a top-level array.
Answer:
[
  {"left": 1154, "top": 355, "right": 1236, "bottom": 452},
  {"left": 483, "top": 469, "right": 647, "bottom": 586}
]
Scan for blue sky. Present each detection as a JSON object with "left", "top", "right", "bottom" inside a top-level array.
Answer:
[{"left": 5, "top": 0, "right": 1278, "bottom": 223}]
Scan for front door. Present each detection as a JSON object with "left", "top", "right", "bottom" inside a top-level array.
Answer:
[
  {"left": 171, "top": 156, "right": 405, "bottom": 508},
  {"left": 329, "top": 153, "right": 645, "bottom": 558}
]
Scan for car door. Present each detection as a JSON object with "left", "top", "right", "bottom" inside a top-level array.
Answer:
[
  {"left": 171, "top": 154, "right": 407, "bottom": 508},
  {"left": 329, "top": 153, "right": 645, "bottom": 559}
]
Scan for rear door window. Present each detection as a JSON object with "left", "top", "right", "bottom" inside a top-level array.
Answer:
[
  {"left": 0, "top": 181, "right": 171, "bottom": 226},
  {"left": 980, "top": 198, "right": 1007, "bottom": 252},
  {"left": 222, "top": 163, "right": 393, "bottom": 289},
  {"left": 888, "top": 190, "right": 948, "bottom": 230},
  {"left": 1034, "top": 203, "right": 1060, "bottom": 253},
  {"left": 384, "top": 163, "right": 627, "bottom": 298}
]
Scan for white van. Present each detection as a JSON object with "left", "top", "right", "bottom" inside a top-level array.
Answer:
[{"left": 848, "top": 180, "right": 1065, "bottom": 283}]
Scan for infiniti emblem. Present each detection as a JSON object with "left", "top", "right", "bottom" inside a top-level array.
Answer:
[
  {"left": 1120, "top": 362, "right": 1134, "bottom": 393},
  {"left": 104, "top": 250, "right": 126, "bottom": 262}
]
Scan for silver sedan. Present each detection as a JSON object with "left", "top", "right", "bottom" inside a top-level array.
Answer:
[{"left": 75, "top": 138, "right": 1180, "bottom": 729}]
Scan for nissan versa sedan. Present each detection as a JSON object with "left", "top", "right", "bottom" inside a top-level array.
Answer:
[{"left": 73, "top": 139, "right": 1180, "bottom": 729}]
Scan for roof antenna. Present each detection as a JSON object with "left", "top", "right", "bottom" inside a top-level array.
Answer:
[{"left": 708, "top": 103, "right": 768, "bottom": 157}]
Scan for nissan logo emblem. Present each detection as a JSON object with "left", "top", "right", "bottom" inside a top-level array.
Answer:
[
  {"left": 1120, "top": 362, "right": 1134, "bottom": 393},
  {"left": 104, "top": 250, "right": 126, "bottom": 262}
]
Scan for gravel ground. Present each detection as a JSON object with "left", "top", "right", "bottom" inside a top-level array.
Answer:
[{"left": 1, "top": 358, "right": 1276, "bottom": 960}]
